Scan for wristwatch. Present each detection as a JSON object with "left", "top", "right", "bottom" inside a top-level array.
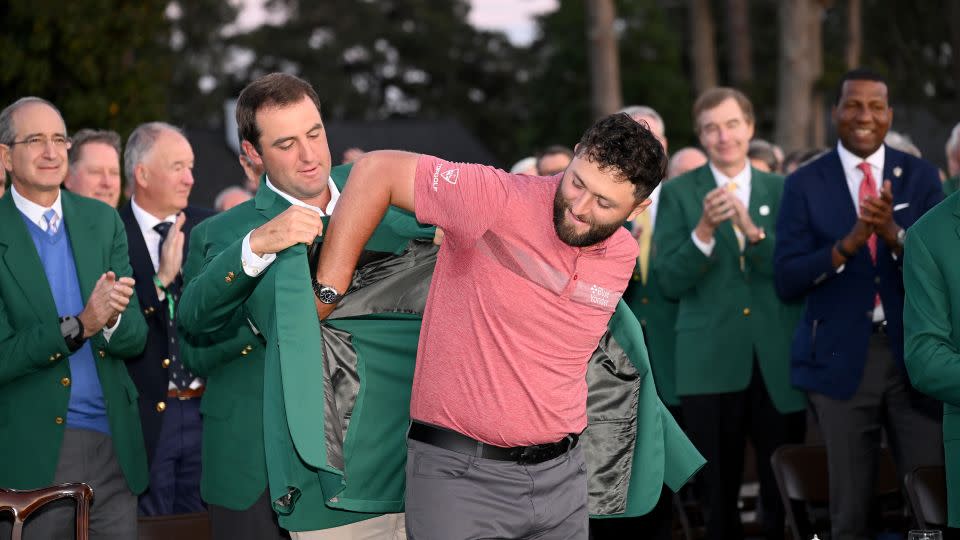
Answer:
[
  {"left": 59, "top": 315, "right": 86, "bottom": 353},
  {"left": 312, "top": 279, "right": 343, "bottom": 305}
]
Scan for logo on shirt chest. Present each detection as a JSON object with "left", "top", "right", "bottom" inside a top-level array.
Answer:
[{"left": 589, "top": 284, "right": 612, "bottom": 307}]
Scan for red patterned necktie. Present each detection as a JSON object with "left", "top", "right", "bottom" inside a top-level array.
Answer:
[{"left": 857, "top": 162, "right": 877, "bottom": 264}]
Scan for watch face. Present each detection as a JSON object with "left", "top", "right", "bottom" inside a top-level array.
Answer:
[
  {"left": 318, "top": 286, "right": 340, "bottom": 304},
  {"left": 61, "top": 317, "right": 80, "bottom": 338}
]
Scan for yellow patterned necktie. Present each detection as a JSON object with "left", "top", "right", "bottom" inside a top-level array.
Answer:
[
  {"left": 635, "top": 210, "right": 652, "bottom": 284},
  {"left": 727, "top": 181, "right": 745, "bottom": 252}
]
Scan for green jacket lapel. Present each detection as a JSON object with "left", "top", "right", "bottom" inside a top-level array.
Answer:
[
  {"left": 62, "top": 192, "right": 99, "bottom": 301},
  {"left": 748, "top": 169, "right": 771, "bottom": 225},
  {"left": 0, "top": 194, "right": 58, "bottom": 322},
  {"left": 255, "top": 178, "right": 292, "bottom": 221}
]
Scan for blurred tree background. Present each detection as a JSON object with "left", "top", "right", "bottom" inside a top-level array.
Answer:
[{"left": 1, "top": 0, "right": 957, "bottom": 168}]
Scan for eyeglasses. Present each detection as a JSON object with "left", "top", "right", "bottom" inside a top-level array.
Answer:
[{"left": 6, "top": 135, "right": 72, "bottom": 152}]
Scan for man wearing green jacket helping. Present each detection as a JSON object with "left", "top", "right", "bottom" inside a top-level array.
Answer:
[{"left": 312, "top": 112, "right": 703, "bottom": 539}]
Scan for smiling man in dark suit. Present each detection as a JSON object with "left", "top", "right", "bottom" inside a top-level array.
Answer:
[
  {"left": 775, "top": 68, "right": 945, "bottom": 540},
  {"left": 119, "top": 121, "right": 213, "bottom": 516}
]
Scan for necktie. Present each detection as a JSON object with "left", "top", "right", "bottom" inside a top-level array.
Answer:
[
  {"left": 857, "top": 162, "right": 878, "bottom": 264},
  {"left": 43, "top": 209, "right": 60, "bottom": 236},
  {"left": 152, "top": 221, "right": 195, "bottom": 389},
  {"left": 634, "top": 211, "right": 652, "bottom": 284},
  {"left": 857, "top": 162, "right": 882, "bottom": 309},
  {"left": 726, "top": 182, "right": 746, "bottom": 252}
]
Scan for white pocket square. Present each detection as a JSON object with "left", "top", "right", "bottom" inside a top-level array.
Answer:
[{"left": 893, "top": 203, "right": 910, "bottom": 211}]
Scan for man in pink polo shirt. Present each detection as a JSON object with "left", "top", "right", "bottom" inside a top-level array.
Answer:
[{"left": 314, "top": 113, "right": 667, "bottom": 539}]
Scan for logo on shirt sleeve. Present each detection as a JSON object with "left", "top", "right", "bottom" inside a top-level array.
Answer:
[{"left": 431, "top": 163, "right": 460, "bottom": 192}]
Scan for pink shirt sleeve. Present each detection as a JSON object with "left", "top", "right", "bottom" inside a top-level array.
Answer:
[{"left": 413, "top": 154, "right": 511, "bottom": 244}]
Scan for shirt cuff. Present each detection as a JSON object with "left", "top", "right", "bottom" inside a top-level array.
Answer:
[
  {"left": 690, "top": 230, "right": 715, "bottom": 257},
  {"left": 102, "top": 313, "right": 121, "bottom": 342},
  {"left": 241, "top": 231, "right": 276, "bottom": 277}
]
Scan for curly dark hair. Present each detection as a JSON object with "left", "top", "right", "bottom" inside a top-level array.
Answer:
[{"left": 575, "top": 112, "right": 666, "bottom": 201}]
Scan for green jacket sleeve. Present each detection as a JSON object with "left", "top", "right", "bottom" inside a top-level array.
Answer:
[
  {"left": 904, "top": 231, "right": 960, "bottom": 406},
  {"left": 653, "top": 184, "right": 713, "bottom": 299},
  {"left": 179, "top": 234, "right": 260, "bottom": 335}
]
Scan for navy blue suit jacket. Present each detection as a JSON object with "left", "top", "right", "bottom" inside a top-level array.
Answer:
[
  {"left": 120, "top": 204, "right": 214, "bottom": 462},
  {"left": 774, "top": 145, "right": 943, "bottom": 399}
]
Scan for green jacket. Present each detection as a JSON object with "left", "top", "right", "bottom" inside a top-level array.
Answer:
[
  {"left": 903, "top": 191, "right": 960, "bottom": 526},
  {"left": 179, "top": 166, "right": 704, "bottom": 528},
  {"left": 0, "top": 191, "right": 148, "bottom": 492},
  {"left": 944, "top": 175, "right": 959, "bottom": 196},
  {"left": 180, "top": 220, "right": 267, "bottom": 511},
  {"left": 623, "top": 216, "right": 680, "bottom": 406},
  {"left": 653, "top": 165, "right": 804, "bottom": 413}
]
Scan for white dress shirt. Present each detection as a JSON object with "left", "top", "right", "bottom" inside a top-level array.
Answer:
[
  {"left": 10, "top": 185, "right": 119, "bottom": 339},
  {"left": 240, "top": 175, "right": 341, "bottom": 277},
  {"left": 130, "top": 198, "right": 178, "bottom": 273},
  {"left": 836, "top": 142, "right": 886, "bottom": 322},
  {"left": 691, "top": 162, "right": 752, "bottom": 257}
]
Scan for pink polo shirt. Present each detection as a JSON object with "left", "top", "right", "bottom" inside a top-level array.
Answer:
[{"left": 411, "top": 154, "right": 637, "bottom": 447}]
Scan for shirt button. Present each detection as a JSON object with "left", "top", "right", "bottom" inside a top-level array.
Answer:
[
  {"left": 156, "top": 402, "right": 167, "bottom": 413},
  {"left": 743, "top": 308, "right": 751, "bottom": 316},
  {"left": 55, "top": 416, "right": 64, "bottom": 425},
  {"left": 60, "top": 377, "right": 71, "bottom": 387},
  {"left": 573, "top": 274, "right": 579, "bottom": 281}
]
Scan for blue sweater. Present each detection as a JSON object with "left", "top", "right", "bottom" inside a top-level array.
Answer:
[{"left": 21, "top": 213, "right": 110, "bottom": 434}]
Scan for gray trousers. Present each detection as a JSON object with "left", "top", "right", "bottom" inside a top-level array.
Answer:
[
  {"left": 0, "top": 428, "right": 138, "bottom": 540},
  {"left": 809, "top": 333, "right": 944, "bottom": 540},
  {"left": 404, "top": 438, "right": 588, "bottom": 540}
]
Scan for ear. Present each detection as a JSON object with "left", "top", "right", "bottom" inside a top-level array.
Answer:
[
  {"left": 134, "top": 163, "right": 149, "bottom": 189},
  {"left": 0, "top": 144, "right": 11, "bottom": 175},
  {"left": 626, "top": 197, "right": 653, "bottom": 222},
  {"left": 241, "top": 140, "right": 264, "bottom": 167}
]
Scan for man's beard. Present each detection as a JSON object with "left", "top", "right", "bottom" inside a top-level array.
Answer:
[{"left": 552, "top": 184, "right": 624, "bottom": 247}]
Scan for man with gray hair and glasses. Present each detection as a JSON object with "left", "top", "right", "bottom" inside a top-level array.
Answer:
[
  {"left": 64, "top": 128, "right": 123, "bottom": 208},
  {"left": 0, "top": 96, "right": 147, "bottom": 538},
  {"left": 118, "top": 121, "right": 213, "bottom": 516}
]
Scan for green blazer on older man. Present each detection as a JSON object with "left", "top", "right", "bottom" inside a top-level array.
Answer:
[
  {"left": 903, "top": 191, "right": 960, "bottom": 526},
  {"left": 0, "top": 191, "right": 148, "bottom": 492},
  {"left": 653, "top": 165, "right": 804, "bottom": 413}
]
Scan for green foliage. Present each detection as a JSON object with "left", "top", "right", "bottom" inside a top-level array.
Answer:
[
  {"left": 516, "top": 0, "right": 692, "bottom": 156},
  {"left": 0, "top": 0, "right": 171, "bottom": 137}
]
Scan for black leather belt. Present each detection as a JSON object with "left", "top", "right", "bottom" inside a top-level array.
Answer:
[{"left": 408, "top": 421, "right": 578, "bottom": 465}]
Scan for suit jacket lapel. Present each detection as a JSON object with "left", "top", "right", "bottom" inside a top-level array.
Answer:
[
  {"left": 822, "top": 150, "right": 860, "bottom": 237},
  {"left": 62, "top": 193, "right": 100, "bottom": 301},
  {"left": 255, "top": 180, "right": 291, "bottom": 222},
  {"left": 0, "top": 193, "right": 62, "bottom": 321},
  {"left": 882, "top": 145, "right": 906, "bottom": 211},
  {"left": 119, "top": 203, "right": 156, "bottom": 290},
  {"left": 748, "top": 169, "right": 770, "bottom": 225}
]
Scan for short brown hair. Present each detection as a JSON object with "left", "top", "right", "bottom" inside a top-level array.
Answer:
[
  {"left": 236, "top": 73, "right": 322, "bottom": 153},
  {"left": 69, "top": 128, "right": 122, "bottom": 168},
  {"left": 692, "top": 87, "right": 754, "bottom": 133}
]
